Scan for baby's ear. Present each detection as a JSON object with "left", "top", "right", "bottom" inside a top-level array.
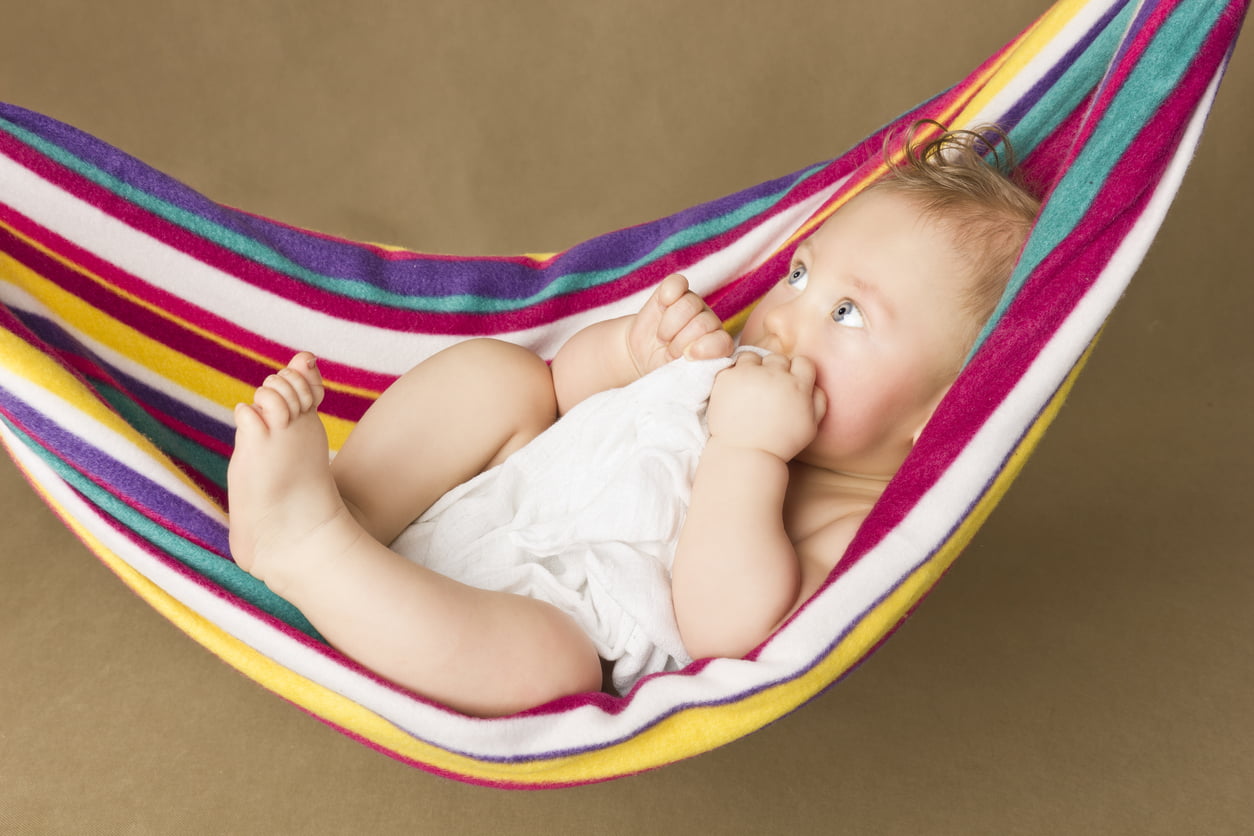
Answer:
[{"left": 910, "top": 382, "right": 953, "bottom": 446}]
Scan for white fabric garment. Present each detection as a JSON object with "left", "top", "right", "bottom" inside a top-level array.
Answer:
[{"left": 391, "top": 349, "right": 761, "bottom": 694}]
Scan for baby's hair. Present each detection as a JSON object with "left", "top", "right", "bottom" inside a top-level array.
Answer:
[{"left": 872, "top": 120, "right": 1041, "bottom": 351}]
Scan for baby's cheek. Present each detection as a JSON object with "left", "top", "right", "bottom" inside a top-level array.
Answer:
[{"left": 820, "top": 372, "right": 895, "bottom": 441}]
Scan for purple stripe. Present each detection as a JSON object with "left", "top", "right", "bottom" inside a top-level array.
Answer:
[
  {"left": 0, "top": 102, "right": 812, "bottom": 300},
  {"left": 1001, "top": 0, "right": 1132, "bottom": 128},
  {"left": 14, "top": 309, "right": 235, "bottom": 449},
  {"left": 1108, "top": 0, "right": 1182, "bottom": 73},
  {"left": 0, "top": 383, "right": 229, "bottom": 555}
]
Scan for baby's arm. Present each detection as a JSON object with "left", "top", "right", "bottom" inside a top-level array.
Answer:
[
  {"left": 671, "top": 352, "right": 828, "bottom": 659},
  {"left": 549, "top": 274, "right": 733, "bottom": 414}
]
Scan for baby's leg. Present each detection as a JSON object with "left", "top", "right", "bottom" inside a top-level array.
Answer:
[
  {"left": 227, "top": 353, "right": 601, "bottom": 716},
  {"left": 332, "top": 338, "right": 557, "bottom": 545}
]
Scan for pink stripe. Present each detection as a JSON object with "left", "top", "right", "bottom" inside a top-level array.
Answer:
[
  {"left": 0, "top": 130, "right": 492, "bottom": 333},
  {"left": 1036, "top": 0, "right": 1184, "bottom": 193},
  {"left": 0, "top": 203, "right": 392, "bottom": 408},
  {"left": 230, "top": 205, "right": 554, "bottom": 268}
]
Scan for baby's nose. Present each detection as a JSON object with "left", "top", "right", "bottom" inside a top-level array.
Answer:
[{"left": 762, "top": 309, "right": 796, "bottom": 352}]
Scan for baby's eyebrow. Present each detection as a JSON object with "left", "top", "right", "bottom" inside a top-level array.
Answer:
[{"left": 850, "top": 276, "right": 894, "bottom": 321}]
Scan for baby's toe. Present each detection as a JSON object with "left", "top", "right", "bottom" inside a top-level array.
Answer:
[
  {"left": 233, "top": 401, "right": 267, "bottom": 436},
  {"left": 252, "top": 385, "right": 294, "bottom": 429},
  {"left": 286, "top": 352, "right": 325, "bottom": 408}
]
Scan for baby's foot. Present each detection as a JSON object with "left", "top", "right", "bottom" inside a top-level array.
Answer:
[
  {"left": 627, "top": 273, "right": 734, "bottom": 376},
  {"left": 227, "top": 353, "right": 352, "bottom": 592}
]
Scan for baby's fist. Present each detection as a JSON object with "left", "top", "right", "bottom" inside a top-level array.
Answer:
[
  {"left": 707, "top": 352, "right": 827, "bottom": 462},
  {"left": 628, "top": 274, "right": 734, "bottom": 377}
]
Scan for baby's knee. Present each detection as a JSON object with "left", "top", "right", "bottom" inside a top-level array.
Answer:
[{"left": 451, "top": 338, "right": 557, "bottom": 432}]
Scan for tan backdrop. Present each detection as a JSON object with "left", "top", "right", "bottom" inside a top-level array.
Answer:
[{"left": 2, "top": 1, "right": 1251, "bottom": 833}]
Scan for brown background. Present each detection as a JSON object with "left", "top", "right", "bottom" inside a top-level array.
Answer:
[{"left": 2, "top": 1, "right": 1251, "bottom": 833}]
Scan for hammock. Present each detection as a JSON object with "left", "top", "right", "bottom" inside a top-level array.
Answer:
[{"left": 0, "top": 0, "right": 1245, "bottom": 788}]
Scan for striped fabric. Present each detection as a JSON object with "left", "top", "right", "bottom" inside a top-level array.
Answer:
[{"left": 0, "top": 0, "right": 1245, "bottom": 788}]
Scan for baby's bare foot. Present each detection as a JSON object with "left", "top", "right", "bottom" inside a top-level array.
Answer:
[{"left": 227, "top": 353, "right": 352, "bottom": 592}]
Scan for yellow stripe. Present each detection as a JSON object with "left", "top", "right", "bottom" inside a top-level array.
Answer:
[
  {"left": 775, "top": 0, "right": 1089, "bottom": 256},
  {"left": 950, "top": 0, "right": 1092, "bottom": 128},
  {"left": 0, "top": 218, "right": 383, "bottom": 403},
  {"left": 1, "top": 252, "right": 357, "bottom": 450},
  {"left": 0, "top": 312, "right": 216, "bottom": 500}
]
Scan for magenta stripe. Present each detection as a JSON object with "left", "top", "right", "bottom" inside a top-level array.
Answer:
[
  {"left": 1021, "top": 92, "right": 1095, "bottom": 195},
  {"left": 0, "top": 388, "right": 225, "bottom": 556},
  {"left": 0, "top": 207, "right": 391, "bottom": 413},
  {"left": 1038, "top": 0, "right": 1183, "bottom": 188},
  {"left": 231, "top": 206, "right": 553, "bottom": 268},
  {"left": 14, "top": 305, "right": 235, "bottom": 478},
  {"left": 0, "top": 130, "right": 419, "bottom": 328},
  {"left": 3, "top": 125, "right": 824, "bottom": 336}
]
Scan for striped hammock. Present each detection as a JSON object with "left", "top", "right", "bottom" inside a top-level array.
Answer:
[{"left": 0, "top": 0, "right": 1246, "bottom": 788}]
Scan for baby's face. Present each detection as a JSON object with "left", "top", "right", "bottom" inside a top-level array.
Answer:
[{"left": 740, "top": 188, "right": 978, "bottom": 478}]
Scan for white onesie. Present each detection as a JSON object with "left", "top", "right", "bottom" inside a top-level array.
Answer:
[{"left": 391, "top": 350, "right": 754, "bottom": 694}]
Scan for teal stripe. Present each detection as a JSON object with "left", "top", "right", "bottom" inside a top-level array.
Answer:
[
  {"left": 1004, "top": 0, "right": 1138, "bottom": 179},
  {"left": 2, "top": 416, "right": 321, "bottom": 638},
  {"left": 0, "top": 114, "right": 821, "bottom": 314},
  {"left": 971, "top": 0, "right": 1223, "bottom": 356},
  {"left": 463, "top": 166, "right": 829, "bottom": 311},
  {"left": 96, "top": 383, "right": 227, "bottom": 490}
]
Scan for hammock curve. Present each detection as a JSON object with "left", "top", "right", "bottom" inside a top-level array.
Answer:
[{"left": 0, "top": 0, "right": 1246, "bottom": 788}]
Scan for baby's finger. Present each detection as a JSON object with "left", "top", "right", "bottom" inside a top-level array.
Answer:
[
  {"left": 788, "top": 354, "right": 818, "bottom": 387},
  {"left": 654, "top": 273, "right": 689, "bottom": 308},
  {"left": 812, "top": 385, "right": 828, "bottom": 424},
  {"left": 671, "top": 309, "right": 724, "bottom": 356},
  {"left": 761, "top": 351, "right": 790, "bottom": 369},
  {"left": 682, "top": 328, "right": 735, "bottom": 360},
  {"left": 657, "top": 291, "right": 708, "bottom": 343}
]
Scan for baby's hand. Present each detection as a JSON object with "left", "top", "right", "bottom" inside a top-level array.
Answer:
[
  {"left": 707, "top": 352, "right": 828, "bottom": 462},
  {"left": 627, "top": 274, "right": 734, "bottom": 377}
]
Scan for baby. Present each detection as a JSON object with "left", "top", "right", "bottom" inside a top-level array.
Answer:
[{"left": 226, "top": 124, "right": 1039, "bottom": 717}]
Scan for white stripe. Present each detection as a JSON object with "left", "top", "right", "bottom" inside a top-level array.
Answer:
[
  {"left": 0, "top": 282, "right": 239, "bottom": 427},
  {"left": 0, "top": 152, "right": 464, "bottom": 375},
  {"left": 967, "top": 0, "right": 1125, "bottom": 129},
  {"left": 0, "top": 354, "right": 226, "bottom": 524}
]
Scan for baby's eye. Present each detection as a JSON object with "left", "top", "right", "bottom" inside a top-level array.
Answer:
[
  {"left": 832, "top": 299, "right": 866, "bottom": 328},
  {"left": 786, "top": 264, "right": 808, "bottom": 290}
]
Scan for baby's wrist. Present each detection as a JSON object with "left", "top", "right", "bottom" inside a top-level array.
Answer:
[
  {"left": 622, "top": 314, "right": 648, "bottom": 380},
  {"left": 704, "top": 435, "right": 792, "bottom": 467}
]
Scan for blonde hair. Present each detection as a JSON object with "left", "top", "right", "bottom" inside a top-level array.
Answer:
[{"left": 871, "top": 121, "right": 1041, "bottom": 350}]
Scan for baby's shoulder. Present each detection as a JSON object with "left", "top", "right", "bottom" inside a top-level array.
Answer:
[
  {"left": 781, "top": 510, "right": 867, "bottom": 623},
  {"left": 794, "top": 511, "right": 864, "bottom": 568},
  {"left": 785, "top": 472, "right": 875, "bottom": 547},
  {"left": 786, "top": 487, "right": 874, "bottom": 604}
]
